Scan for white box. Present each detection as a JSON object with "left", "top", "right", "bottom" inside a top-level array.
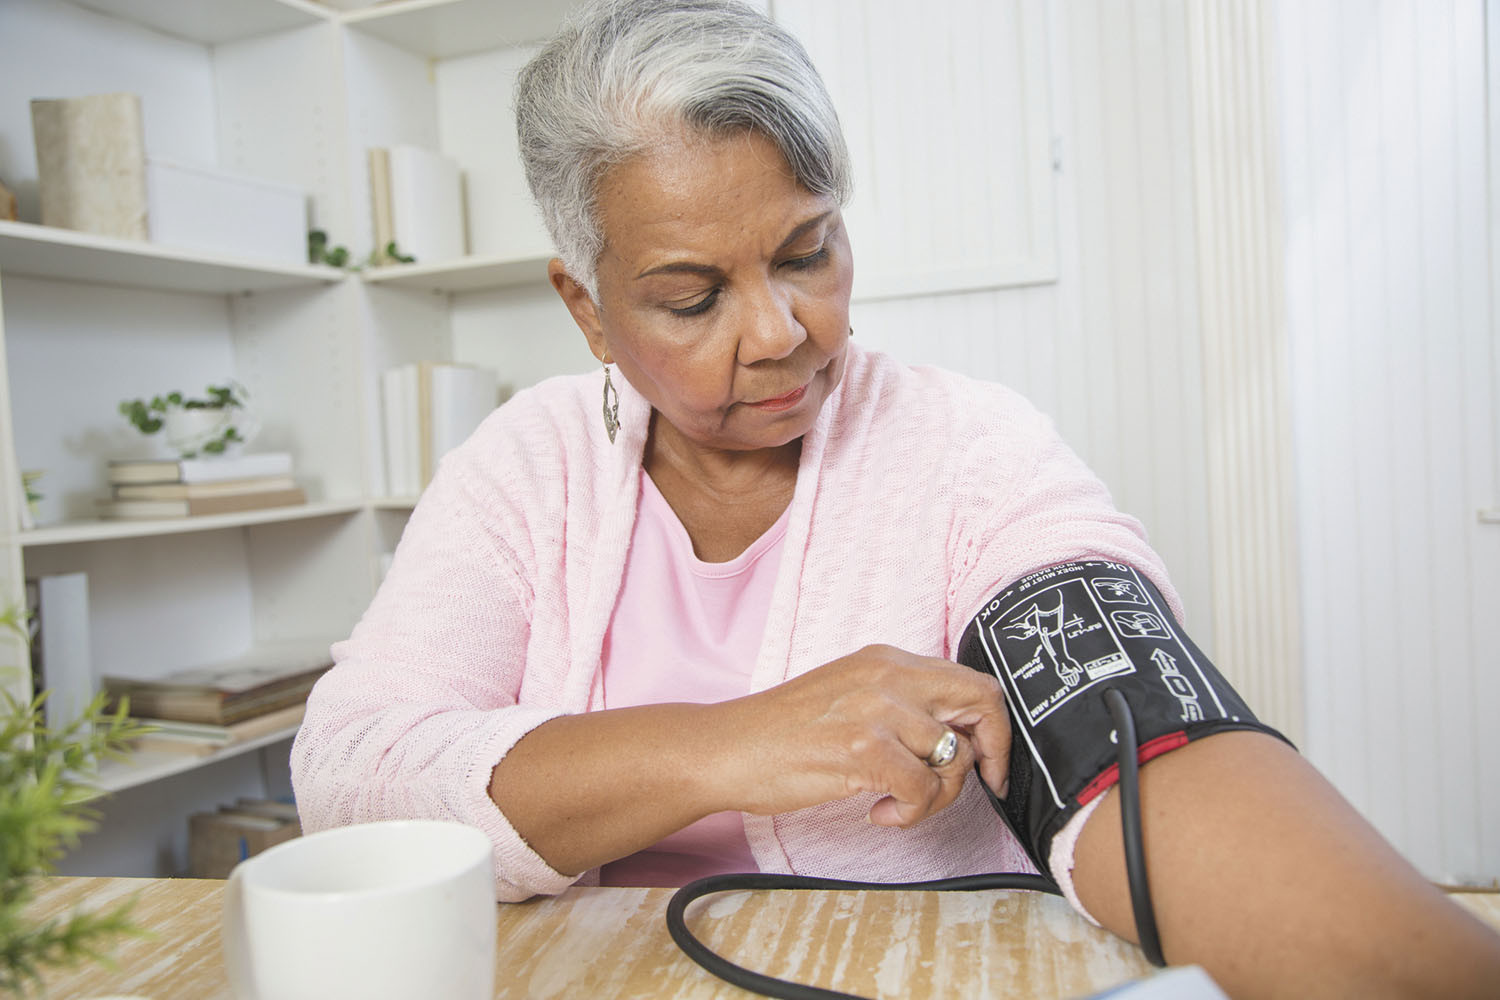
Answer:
[{"left": 147, "top": 157, "right": 308, "bottom": 265}]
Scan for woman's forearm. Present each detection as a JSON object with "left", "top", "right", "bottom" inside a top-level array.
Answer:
[
  {"left": 488, "top": 702, "right": 730, "bottom": 877},
  {"left": 1071, "top": 731, "right": 1500, "bottom": 998}
]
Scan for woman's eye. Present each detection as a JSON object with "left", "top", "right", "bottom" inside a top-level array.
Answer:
[
  {"left": 668, "top": 288, "right": 720, "bottom": 317},
  {"left": 783, "top": 247, "right": 829, "bottom": 271}
]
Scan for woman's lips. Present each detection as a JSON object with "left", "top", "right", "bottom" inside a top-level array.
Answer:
[{"left": 747, "top": 383, "right": 808, "bottom": 412}]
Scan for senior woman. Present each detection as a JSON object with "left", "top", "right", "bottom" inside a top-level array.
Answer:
[{"left": 291, "top": 1, "right": 1500, "bottom": 995}]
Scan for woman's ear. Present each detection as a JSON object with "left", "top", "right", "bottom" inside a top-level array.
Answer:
[{"left": 548, "top": 259, "right": 610, "bottom": 363}]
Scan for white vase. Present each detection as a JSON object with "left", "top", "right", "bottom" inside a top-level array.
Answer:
[{"left": 161, "top": 405, "right": 257, "bottom": 458}]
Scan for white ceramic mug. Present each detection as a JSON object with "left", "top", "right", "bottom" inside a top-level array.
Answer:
[{"left": 222, "top": 820, "right": 496, "bottom": 1000}]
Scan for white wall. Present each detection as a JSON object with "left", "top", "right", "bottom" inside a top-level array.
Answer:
[
  {"left": 1277, "top": 0, "right": 1498, "bottom": 886},
  {"left": 777, "top": 0, "right": 1218, "bottom": 652}
]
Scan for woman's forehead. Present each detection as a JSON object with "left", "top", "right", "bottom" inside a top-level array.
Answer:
[{"left": 595, "top": 130, "right": 835, "bottom": 268}]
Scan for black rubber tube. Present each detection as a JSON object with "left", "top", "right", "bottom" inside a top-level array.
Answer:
[
  {"left": 666, "top": 872, "right": 1061, "bottom": 999},
  {"left": 1104, "top": 687, "right": 1166, "bottom": 967}
]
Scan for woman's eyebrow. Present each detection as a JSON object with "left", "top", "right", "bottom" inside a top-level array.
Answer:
[
  {"left": 635, "top": 211, "right": 836, "bottom": 280},
  {"left": 775, "top": 211, "right": 834, "bottom": 252},
  {"left": 636, "top": 260, "right": 721, "bottom": 280}
]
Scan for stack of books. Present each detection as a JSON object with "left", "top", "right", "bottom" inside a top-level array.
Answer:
[
  {"left": 104, "top": 641, "right": 333, "bottom": 757},
  {"left": 100, "top": 451, "right": 304, "bottom": 519}
]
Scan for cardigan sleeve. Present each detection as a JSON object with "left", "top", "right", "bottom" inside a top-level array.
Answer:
[
  {"left": 944, "top": 386, "right": 1182, "bottom": 654},
  {"left": 289, "top": 443, "right": 580, "bottom": 903}
]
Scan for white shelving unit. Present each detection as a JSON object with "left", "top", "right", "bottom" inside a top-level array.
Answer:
[
  {"left": 0, "top": 0, "right": 592, "bottom": 876},
  {"left": 359, "top": 251, "right": 551, "bottom": 294},
  {"left": 0, "top": 220, "right": 346, "bottom": 294},
  {"left": 94, "top": 723, "right": 305, "bottom": 796},
  {"left": 13, "top": 499, "right": 366, "bottom": 547}
]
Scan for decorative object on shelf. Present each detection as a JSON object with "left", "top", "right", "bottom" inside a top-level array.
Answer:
[
  {"left": 0, "top": 603, "right": 150, "bottom": 995},
  {"left": 188, "top": 798, "right": 301, "bottom": 878},
  {"left": 307, "top": 228, "right": 351, "bottom": 268},
  {"left": 20, "top": 471, "right": 42, "bottom": 522},
  {"left": 14, "top": 469, "right": 43, "bottom": 532},
  {"left": 30, "top": 93, "right": 148, "bottom": 240},
  {"left": 308, "top": 228, "right": 413, "bottom": 271},
  {"left": 381, "top": 362, "right": 500, "bottom": 496},
  {"left": 0, "top": 176, "right": 17, "bottom": 222},
  {"left": 117, "top": 381, "right": 257, "bottom": 458}
]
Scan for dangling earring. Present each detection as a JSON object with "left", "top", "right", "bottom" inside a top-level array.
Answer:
[{"left": 601, "top": 364, "right": 620, "bottom": 444}]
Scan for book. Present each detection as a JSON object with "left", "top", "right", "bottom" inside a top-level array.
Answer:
[
  {"left": 26, "top": 573, "right": 94, "bottom": 732},
  {"left": 30, "top": 93, "right": 149, "bottom": 240},
  {"left": 382, "top": 365, "right": 418, "bottom": 497},
  {"left": 126, "top": 702, "right": 308, "bottom": 756},
  {"left": 112, "top": 475, "right": 298, "bottom": 501},
  {"left": 387, "top": 144, "right": 467, "bottom": 264},
  {"left": 0, "top": 175, "right": 17, "bottom": 222},
  {"left": 99, "top": 485, "right": 306, "bottom": 519},
  {"left": 104, "top": 642, "right": 333, "bottom": 726},
  {"left": 368, "top": 146, "right": 394, "bottom": 262},
  {"left": 382, "top": 362, "right": 498, "bottom": 494},
  {"left": 107, "top": 451, "right": 294, "bottom": 486},
  {"left": 418, "top": 362, "right": 498, "bottom": 485}
]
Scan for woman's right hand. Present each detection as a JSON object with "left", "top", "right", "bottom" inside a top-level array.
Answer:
[{"left": 706, "top": 644, "right": 1011, "bottom": 828}]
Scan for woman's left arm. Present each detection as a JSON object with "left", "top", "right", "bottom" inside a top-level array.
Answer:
[{"left": 1069, "top": 730, "right": 1500, "bottom": 998}]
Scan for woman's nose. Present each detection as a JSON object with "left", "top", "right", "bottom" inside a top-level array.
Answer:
[{"left": 735, "top": 281, "right": 806, "bottom": 364}]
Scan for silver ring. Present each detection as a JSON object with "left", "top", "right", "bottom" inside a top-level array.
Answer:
[{"left": 926, "top": 728, "right": 959, "bottom": 768}]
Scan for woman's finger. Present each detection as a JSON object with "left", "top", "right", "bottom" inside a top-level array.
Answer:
[
  {"left": 923, "top": 664, "right": 1011, "bottom": 797},
  {"left": 866, "top": 728, "right": 977, "bottom": 827}
]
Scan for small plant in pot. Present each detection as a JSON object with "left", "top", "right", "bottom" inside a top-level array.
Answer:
[{"left": 118, "top": 382, "right": 258, "bottom": 459}]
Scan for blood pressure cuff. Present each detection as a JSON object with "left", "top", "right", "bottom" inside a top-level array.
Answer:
[{"left": 955, "top": 560, "right": 1291, "bottom": 875}]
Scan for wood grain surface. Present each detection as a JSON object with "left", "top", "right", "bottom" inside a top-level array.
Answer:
[{"left": 21, "top": 876, "right": 1500, "bottom": 999}]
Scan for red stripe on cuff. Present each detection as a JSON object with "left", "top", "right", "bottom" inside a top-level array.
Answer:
[{"left": 1076, "top": 730, "right": 1190, "bottom": 807}]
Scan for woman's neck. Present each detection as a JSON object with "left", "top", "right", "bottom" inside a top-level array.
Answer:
[{"left": 643, "top": 415, "right": 801, "bottom": 562}]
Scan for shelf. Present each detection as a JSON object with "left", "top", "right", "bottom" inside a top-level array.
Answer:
[
  {"left": 360, "top": 252, "right": 552, "bottom": 294},
  {"left": 370, "top": 496, "right": 420, "bottom": 510},
  {"left": 93, "top": 724, "right": 301, "bottom": 796},
  {"left": 15, "top": 500, "right": 365, "bottom": 547},
  {"left": 1481, "top": 509, "right": 1500, "bottom": 524},
  {"left": 342, "top": 0, "right": 572, "bottom": 59},
  {"left": 0, "top": 221, "right": 345, "bottom": 295},
  {"left": 70, "top": 0, "right": 332, "bottom": 46}
]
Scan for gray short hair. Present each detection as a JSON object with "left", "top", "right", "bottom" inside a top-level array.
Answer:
[{"left": 515, "top": 0, "right": 852, "bottom": 300}]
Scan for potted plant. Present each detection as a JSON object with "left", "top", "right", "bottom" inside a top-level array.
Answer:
[
  {"left": 1, "top": 605, "right": 149, "bottom": 995},
  {"left": 117, "top": 382, "right": 258, "bottom": 459}
]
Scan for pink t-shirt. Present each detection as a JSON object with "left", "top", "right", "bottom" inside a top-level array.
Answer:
[{"left": 598, "top": 471, "right": 790, "bottom": 886}]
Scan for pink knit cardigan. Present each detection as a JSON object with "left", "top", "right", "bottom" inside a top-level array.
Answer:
[{"left": 290, "top": 344, "right": 1179, "bottom": 902}]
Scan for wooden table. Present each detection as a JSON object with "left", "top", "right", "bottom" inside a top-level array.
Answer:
[{"left": 22, "top": 876, "right": 1500, "bottom": 999}]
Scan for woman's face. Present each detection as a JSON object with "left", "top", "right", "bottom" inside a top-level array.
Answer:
[{"left": 553, "top": 128, "right": 853, "bottom": 456}]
